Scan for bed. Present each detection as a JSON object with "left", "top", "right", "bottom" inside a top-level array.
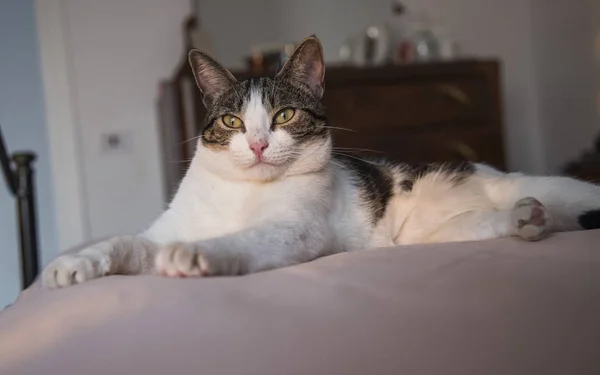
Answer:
[
  {"left": 0, "top": 229, "right": 598, "bottom": 375},
  {"left": 0, "top": 124, "right": 39, "bottom": 290}
]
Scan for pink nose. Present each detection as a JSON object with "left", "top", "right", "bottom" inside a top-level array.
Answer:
[{"left": 249, "top": 140, "right": 269, "bottom": 158}]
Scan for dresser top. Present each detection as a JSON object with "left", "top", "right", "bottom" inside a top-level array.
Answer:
[
  {"left": 232, "top": 59, "right": 500, "bottom": 82},
  {"left": 174, "top": 58, "right": 500, "bottom": 83}
]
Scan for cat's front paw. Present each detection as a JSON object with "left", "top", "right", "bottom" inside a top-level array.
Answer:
[
  {"left": 155, "top": 243, "right": 211, "bottom": 278},
  {"left": 42, "top": 254, "right": 106, "bottom": 289}
]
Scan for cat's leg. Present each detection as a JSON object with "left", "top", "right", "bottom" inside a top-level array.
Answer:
[
  {"left": 422, "top": 197, "right": 552, "bottom": 244},
  {"left": 155, "top": 221, "right": 331, "bottom": 277},
  {"left": 42, "top": 235, "right": 159, "bottom": 288},
  {"left": 477, "top": 166, "right": 600, "bottom": 231}
]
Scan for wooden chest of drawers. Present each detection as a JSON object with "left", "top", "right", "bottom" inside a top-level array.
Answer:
[
  {"left": 321, "top": 62, "right": 504, "bottom": 167},
  {"left": 158, "top": 60, "right": 505, "bottom": 199}
]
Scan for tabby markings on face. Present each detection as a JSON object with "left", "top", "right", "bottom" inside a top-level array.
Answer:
[{"left": 200, "top": 77, "right": 328, "bottom": 150}]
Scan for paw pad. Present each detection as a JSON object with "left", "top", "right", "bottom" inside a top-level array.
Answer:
[
  {"left": 511, "top": 197, "right": 552, "bottom": 241},
  {"left": 155, "top": 243, "right": 210, "bottom": 278}
]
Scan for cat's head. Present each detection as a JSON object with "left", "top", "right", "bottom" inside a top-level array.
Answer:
[{"left": 189, "top": 36, "right": 331, "bottom": 182}]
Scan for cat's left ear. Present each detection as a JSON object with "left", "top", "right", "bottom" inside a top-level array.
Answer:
[
  {"left": 188, "top": 49, "right": 237, "bottom": 106},
  {"left": 276, "top": 36, "right": 325, "bottom": 98}
]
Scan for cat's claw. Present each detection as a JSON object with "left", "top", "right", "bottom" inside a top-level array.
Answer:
[
  {"left": 155, "top": 243, "right": 211, "bottom": 278},
  {"left": 42, "top": 254, "right": 104, "bottom": 289},
  {"left": 511, "top": 197, "right": 552, "bottom": 241}
]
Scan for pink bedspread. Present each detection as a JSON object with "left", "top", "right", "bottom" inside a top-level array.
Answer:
[{"left": 1, "top": 230, "right": 599, "bottom": 375}]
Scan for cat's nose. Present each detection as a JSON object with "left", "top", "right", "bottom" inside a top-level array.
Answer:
[{"left": 249, "top": 140, "right": 269, "bottom": 158}]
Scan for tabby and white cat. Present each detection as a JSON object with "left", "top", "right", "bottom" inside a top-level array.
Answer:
[{"left": 43, "top": 36, "right": 600, "bottom": 288}]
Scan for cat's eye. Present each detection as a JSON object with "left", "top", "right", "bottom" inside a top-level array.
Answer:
[
  {"left": 273, "top": 108, "right": 296, "bottom": 125},
  {"left": 222, "top": 114, "right": 244, "bottom": 129}
]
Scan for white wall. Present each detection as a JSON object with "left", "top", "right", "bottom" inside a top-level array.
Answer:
[
  {"left": 198, "top": 0, "right": 599, "bottom": 174},
  {"left": 0, "top": 0, "right": 58, "bottom": 306},
  {"left": 531, "top": 0, "right": 600, "bottom": 172},
  {"left": 199, "top": 0, "right": 279, "bottom": 70},
  {"left": 57, "top": 0, "right": 190, "bottom": 240}
]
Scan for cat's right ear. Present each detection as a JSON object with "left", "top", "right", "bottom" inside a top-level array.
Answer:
[
  {"left": 188, "top": 49, "right": 237, "bottom": 106},
  {"left": 276, "top": 36, "right": 325, "bottom": 98}
]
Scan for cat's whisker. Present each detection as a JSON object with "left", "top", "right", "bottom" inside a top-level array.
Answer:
[
  {"left": 328, "top": 161, "right": 359, "bottom": 178},
  {"left": 328, "top": 160, "right": 349, "bottom": 171},
  {"left": 168, "top": 159, "right": 194, "bottom": 164},
  {"left": 331, "top": 152, "right": 382, "bottom": 166},
  {"left": 286, "top": 150, "right": 373, "bottom": 178},
  {"left": 332, "top": 147, "right": 384, "bottom": 154},
  {"left": 284, "top": 150, "right": 356, "bottom": 176},
  {"left": 180, "top": 135, "right": 204, "bottom": 145},
  {"left": 321, "top": 126, "right": 357, "bottom": 133}
]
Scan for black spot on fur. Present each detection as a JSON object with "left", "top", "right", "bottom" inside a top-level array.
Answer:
[
  {"left": 400, "top": 161, "right": 475, "bottom": 192},
  {"left": 335, "top": 155, "right": 393, "bottom": 224},
  {"left": 578, "top": 209, "right": 600, "bottom": 229},
  {"left": 400, "top": 179, "right": 414, "bottom": 192}
]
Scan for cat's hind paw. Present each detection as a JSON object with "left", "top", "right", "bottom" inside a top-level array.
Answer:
[
  {"left": 511, "top": 197, "right": 553, "bottom": 241},
  {"left": 155, "top": 243, "right": 211, "bottom": 278}
]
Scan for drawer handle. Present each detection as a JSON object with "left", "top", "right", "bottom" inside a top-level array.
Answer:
[
  {"left": 436, "top": 84, "right": 471, "bottom": 106},
  {"left": 447, "top": 141, "right": 479, "bottom": 161}
]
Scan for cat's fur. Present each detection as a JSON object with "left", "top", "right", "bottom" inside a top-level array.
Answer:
[{"left": 43, "top": 36, "right": 600, "bottom": 288}]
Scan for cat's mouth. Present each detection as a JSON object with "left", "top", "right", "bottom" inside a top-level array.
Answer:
[
  {"left": 238, "top": 151, "right": 296, "bottom": 170},
  {"left": 249, "top": 152, "right": 291, "bottom": 167},
  {"left": 250, "top": 160, "right": 278, "bottom": 167},
  {"left": 248, "top": 155, "right": 293, "bottom": 169}
]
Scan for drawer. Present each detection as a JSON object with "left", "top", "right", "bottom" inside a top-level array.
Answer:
[
  {"left": 331, "top": 126, "right": 505, "bottom": 170},
  {"left": 324, "top": 78, "right": 490, "bottom": 131}
]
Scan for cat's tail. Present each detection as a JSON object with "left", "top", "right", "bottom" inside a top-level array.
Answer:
[{"left": 476, "top": 164, "right": 600, "bottom": 231}]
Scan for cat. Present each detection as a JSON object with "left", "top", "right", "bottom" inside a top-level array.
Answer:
[{"left": 42, "top": 36, "right": 600, "bottom": 288}]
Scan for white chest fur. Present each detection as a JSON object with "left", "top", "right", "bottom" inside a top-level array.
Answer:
[{"left": 144, "top": 157, "right": 338, "bottom": 245}]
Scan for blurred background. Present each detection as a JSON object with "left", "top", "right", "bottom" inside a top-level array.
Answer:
[{"left": 0, "top": 0, "right": 598, "bottom": 305}]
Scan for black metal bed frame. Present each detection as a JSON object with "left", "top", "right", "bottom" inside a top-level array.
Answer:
[{"left": 0, "top": 124, "right": 39, "bottom": 289}]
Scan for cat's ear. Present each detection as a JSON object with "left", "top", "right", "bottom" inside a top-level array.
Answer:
[
  {"left": 188, "top": 49, "right": 237, "bottom": 105},
  {"left": 276, "top": 36, "right": 325, "bottom": 98}
]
